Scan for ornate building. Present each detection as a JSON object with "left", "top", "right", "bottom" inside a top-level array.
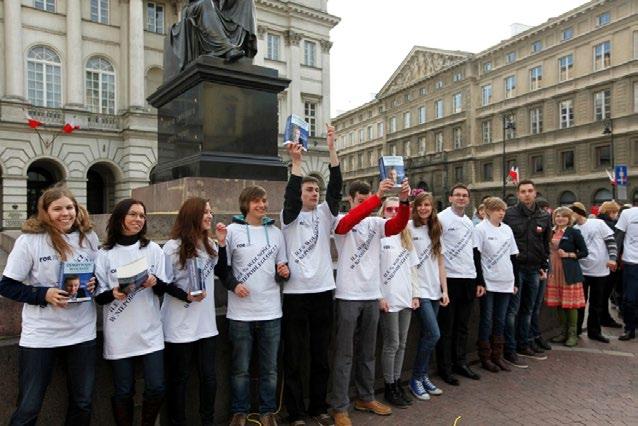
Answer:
[
  {"left": 334, "top": 0, "right": 638, "bottom": 210},
  {"left": 0, "top": 0, "right": 339, "bottom": 229}
]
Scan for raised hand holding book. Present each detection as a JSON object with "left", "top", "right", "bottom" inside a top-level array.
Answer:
[
  {"left": 283, "top": 114, "right": 309, "bottom": 151},
  {"left": 379, "top": 156, "right": 406, "bottom": 188}
]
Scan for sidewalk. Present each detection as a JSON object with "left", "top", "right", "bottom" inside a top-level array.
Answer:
[{"left": 350, "top": 327, "right": 638, "bottom": 425}]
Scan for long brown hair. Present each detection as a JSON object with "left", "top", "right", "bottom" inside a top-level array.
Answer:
[
  {"left": 22, "top": 186, "right": 94, "bottom": 261},
  {"left": 411, "top": 192, "right": 443, "bottom": 257},
  {"left": 170, "top": 197, "right": 217, "bottom": 269},
  {"left": 379, "top": 197, "right": 413, "bottom": 251}
]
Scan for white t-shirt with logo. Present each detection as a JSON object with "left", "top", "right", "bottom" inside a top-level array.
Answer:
[
  {"left": 3, "top": 231, "right": 99, "bottom": 348},
  {"left": 334, "top": 215, "right": 385, "bottom": 300},
  {"left": 616, "top": 207, "right": 638, "bottom": 264},
  {"left": 281, "top": 202, "right": 336, "bottom": 294},
  {"left": 474, "top": 220, "right": 519, "bottom": 293},
  {"left": 408, "top": 221, "right": 443, "bottom": 301},
  {"left": 574, "top": 218, "right": 613, "bottom": 277},
  {"left": 161, "top": 238, "right": 219, "bottom": 343},
  {"left": 439, "top": 207, "right": 477, "bottom": 279},
  {"left": 380, "top": 234, "right": 419, "bottom": 312},
  {"left": 225, "top": 223, "right": 287, "bottom": 321},
  {"left": 95, "top": 241, "right": 167, "bottom": 360}
]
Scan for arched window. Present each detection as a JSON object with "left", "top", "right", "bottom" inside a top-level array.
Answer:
[
  {"left": 593, "top": 188, "right": 613, "bottom": 206},
  {"left": 86, "top": 57, "right": 115, "bottom": 114},
  {"left": 27, "top": 46, "right": 62, "bottom": 107},
  {"left": 559, "top": 191, "right": 576, "bottom": 206}
]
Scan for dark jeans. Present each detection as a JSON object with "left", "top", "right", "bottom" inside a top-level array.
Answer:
[
  {"left": 505, "top": 268, "right": 540, "bottom": 353},
  {"left": 479, "top": 291, "right": 511, "bottom": 341},
  {"left": 436, "top": 278, "right": 475, "bottom": 374},
  {"left": 229, "top": 318, "right": 281, "bottom": 415},
  {"left": 530, "top": 279, "right": 547, "bottom": 340},
  {"left": 111, "top": 349, "right": 165, "bottom": 400},
  {"left": 165, "top": 337, "right": 217, "bottom": 425},
  {"left": 283, "top": 290, "right": 333, "bottom": 421},
  {"left": 578, "top": 275, "right": 608, "bottom": 337},
  {"left": 10, "top": 339, "right": 96, "bottom": 426},
  {"left": 412, "top": 299, "right": 440, "bottom": 379},
  {"left": 622, "top": 263, "right": 638, "bottom": 332}
]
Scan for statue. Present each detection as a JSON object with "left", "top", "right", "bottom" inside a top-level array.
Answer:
[{"left": 170, "top": 0, "right": 258, "bottom": 70}]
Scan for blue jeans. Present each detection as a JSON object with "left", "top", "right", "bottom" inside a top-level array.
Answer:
[
  {"left": 412, "top": 299, "right": 440, "bottom": 379},
  {"left": 229, "top": 318, "right": 281, "bottom": 415},
  {"left": 11, "top": 339, "right": 96, "bottom": 426},
  {"left": 622, "top": 263, "right": 638, "bottom": 332},
  {"left": 111, "top": 349, "right": 165, "bottom": 400},
  {"left": 505, "top": 268, "right": 540, "bottom": 353},
  {"left": 479, "top": 291, "right": 511, "bottom": 341},
  {"left": 530, "top": 279, "right": 547, "bottom": 340}
]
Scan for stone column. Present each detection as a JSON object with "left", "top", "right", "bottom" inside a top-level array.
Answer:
[
  {"left": 65, "top": 0, "right": 83, "bottom": 109},
  {"left": 285, "top": 30, "right": 303, "bottom": 117},
  {"left": 320, "top": 39, "right": 333, "bottom": 135},
  {"left": 129, "top": 0, "right": 145, "bottom": 110},
  {"left": 3, "top": 0, "right": 24, "bottom": 101}
]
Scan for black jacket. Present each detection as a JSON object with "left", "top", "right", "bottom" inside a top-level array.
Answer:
[
  {"left": 557, "top": 226, "right": 589, "bottom": 284},
  {"left": 504, "top": 202, "right": 551, "bottom": 270}
]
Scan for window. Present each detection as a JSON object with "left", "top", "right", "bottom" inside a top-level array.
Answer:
[
  {"left": 530, "top": 66, "right": 542, "bottom": 90},
  {"left": 505, "top": 51, "right": 516, "bottom": 64},
  {"left": 434, "top": 100, "right": 443, "bottom": 119},
  {"left": 304, "top": 41, "right": 317, "bottom": 67},
  {"left": 27, "top": 46, "right": 62, "bottom": 108},
  {"left": 435, "top": 132, "right": 443, "bottom": 153},
  {"left": 266, "top": 34, "right": 281, "bottom": 60},
  {"left": 559, "top": 191, "right": 577, "bottom": 205},
  {"left": 418, "top": 106, "right": 426, "bottom": 124},
  {"left": 419, "top": 87, "right": 427, "bottom": 96},
  {"left": 389, "top": 116, "right": 397, "bottom": 133},
  {"left": 635, "top": 81, "right": 638, "bottom": 113},
  {"left": 147, "top": 2, "right": 164, "bottom": 34},
  {"left": 435, "top": 80, "right": 444, "bottom": 89},
  {"left": 531, "top": 155, "right": 544, "bottom": 174},
  {"left": 530, "top": 107, "right": 543, "bottom": 135},
  {"left": 531, "top": 40, "right": 542, "bottom": 53},
  {"left": 558, "top": 54, "right": 573, "bottom": 82},
  {"left": 597, "top": 12, "right": 610, "bottom": 27},
  {"left": 504, "top": 76, "right": 516, "bottom": 99},
  {"left": 91, "top": 0, "right": 109, "bottom": 24},
  {"left": 367, "top": 151, "right": 373, "bottom": 167},
  {"left": 454, "top": 166, "right": 463, "bottom": 183},
  {"left": 453, "top": 72, "right": 464, "bottom": 82},
  {"left": 452, "top": 93, "right": 462, "bottom": 113},
  {"left": 482, "top": 163, "right": 493, "bottom": 181},
  {"left": 377, "top": 121, "right": 384, "bottom": 137},
  {"left": 594, "top": 89, "right": 611, "bottom": 121},
  {"left": 453, "top": 127, "right": 462, "bottom": 149},
  {"left": 594, "top": 41, "right": 611, "bottom": 71},
  {"left": 348, "top": 132, "right": 353, "bottom": 145},
  {"left": 561, "top": 150, "right": 575, "bottom": 171},
  {"left": 359, "top": 128, "right": 365, "bottom": 143},
  {"left": 367, "top": 125, "right": 373, "bottom": 140},
  {"left": 504, "top": 113, "right": 516, "bottom": 140},
  {"left": 357, "top": 153, "right": 363, "bottom": 169},
  {"left": 404, "top": 141, "right": 411, "bottom": 157},
  {"left": 595, "top": 145, "right": 611, "bottom": 168},
  {"left": 304, "top": 102, "right": 317, "bottom": 136},
  {"left": 85, "top": 57, "right": 115, "bottom": 114},
  {"left": 34, "top": 0, "right": 55, "bottom": 12},
  {"left": 482, "top": 120, "right": 492, "bottom": 144},
  {"left": 562, "top": 28, "right": 573, "bottom": 41},
  {"left": 559, "top": 100, "right": 574, "bottom": 129},
  {"left": 403, "top": 111, "right": 411, "bottom": 128},
  {"left": 418, "top": 137, "right": 426, "bottom": 155},
  {"left": 390, "top": 144, "right": 396, "bottom": 156},
  {"left": 481, "top": 84, "right": 492, "bottom": 106},
  {"left": 483, "top": 62, "right": 493, "bottom": 73}
]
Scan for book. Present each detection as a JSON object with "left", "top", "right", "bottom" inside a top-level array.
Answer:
[
  {"left": 58, "top": 261, "right": 94, "bottom": 303},
  {"left": 116, "top": 256, "right": 149, "bottom": 294},
  {"left": 184, "top": 258, "right": 206, "bottom": 296},
  {"left": 283, "top": 114, "right": 309, "bottom": 151},
  {"left": 379, "top": 156, "right": 406, "bottom": 187}
]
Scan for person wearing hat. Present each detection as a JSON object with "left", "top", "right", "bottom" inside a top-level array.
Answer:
[{"left": 571, "top": 202, "right": 617, "bottom": 343}]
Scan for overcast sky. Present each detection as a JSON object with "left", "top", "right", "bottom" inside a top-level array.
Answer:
[{"left": 327, "top": 0, "right": 588, "bottom": 118}]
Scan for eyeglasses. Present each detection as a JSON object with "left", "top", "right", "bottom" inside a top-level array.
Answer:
[{"left": 384, "top": 206, "right": 400, "bottom": 213}]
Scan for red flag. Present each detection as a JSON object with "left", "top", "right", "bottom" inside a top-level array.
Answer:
[
  {"left": 27, "top": 118, "right": 43, "bottom": 128},
  {"left": 63, "top": 123, "right": 80, "bottom": 133},
  {"left": 508, "top": 166, "right": 519, "bottom": 184}
]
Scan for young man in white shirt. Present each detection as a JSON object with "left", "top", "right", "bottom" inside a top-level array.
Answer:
[
  {"left": 281, "top": 125, "right": 341, "bottom": 426},
  {"left": 615, "top": 205, "right": 638, "bottom": 341},
  {"left": 330, "top": 178, "right": 411, "bottom": 426},
  {"left": 571, "top": 202, "right": 617, "bottom": 343},
  {"left": 436, "top": 184, "right": 485, "bottom": 386}
]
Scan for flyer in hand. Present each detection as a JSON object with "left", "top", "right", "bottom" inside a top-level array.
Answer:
[
  {"left": 379, "top": 156, "right": 406, "bottom": 187},
  {"left": 58, "top": 261, "right": 94, "bottom": 302},
  {"left": 116, "top": 256, "right": 149, "bottom": 294},
  {"left": 283, "top": 114, "right": 309, "bottom": 151}
]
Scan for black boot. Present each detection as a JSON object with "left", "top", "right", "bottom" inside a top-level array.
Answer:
[
  {"left": 141, "top": 395, "right": 164, "bottom": 426},
  {"left": 384, "top": 383, "right": 408, "bottom": 408},
  {"left": 111, "top": 397, "right": 133, "bottom": 426},
  {"left": 395, "top": 379, "right": 413, "bottom": 405}
]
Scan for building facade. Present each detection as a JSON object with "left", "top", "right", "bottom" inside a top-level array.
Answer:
[
  {"left": 0, "top": 0, "right": 339, "bottom": 230},
  {"left": 334, "top": 0, "right": 638, "bottom": 211}
]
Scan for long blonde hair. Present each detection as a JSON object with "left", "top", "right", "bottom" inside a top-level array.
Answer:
[{"left": 379, "top": 197, "right": 413, "bottom": 250}]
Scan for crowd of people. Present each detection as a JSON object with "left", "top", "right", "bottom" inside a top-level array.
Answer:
[{"left": 1, "top": 126, "right": 636, "bottom": 426}]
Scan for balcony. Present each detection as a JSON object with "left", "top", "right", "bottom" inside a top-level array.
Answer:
[{"left": 24, "top": 106, "right": 122, "bottom": 132}]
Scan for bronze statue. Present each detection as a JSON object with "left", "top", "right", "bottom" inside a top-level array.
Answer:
[{"left": 170, "top": 0, "right": 257, "bottom": 70}]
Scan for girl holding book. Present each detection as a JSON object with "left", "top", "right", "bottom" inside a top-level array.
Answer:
[
  {"left": 161, "top": 197, "right": 236, "bottom": 425},
  {"left": 95, "top": 198, "right": 168, "bottom": 425},
  {"left": 0, "top": 186, "right": 99, "bottom": 425}
]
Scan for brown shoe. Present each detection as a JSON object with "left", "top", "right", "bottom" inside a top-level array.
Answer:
[
  {"left": 259, "top": 413, "right": 278, "bottom": 426},
  {"left": 353, "top": 399, "right": 392, "bottom": 416},
  {"left": 229, "top": 413, "right": 247, "bottom": 426},
  {"left": 332, "top": 411, "right": 352, "bottom": 426}
]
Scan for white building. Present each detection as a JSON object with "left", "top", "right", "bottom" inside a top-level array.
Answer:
[{"left": 0, "top": 0, "right": 339, "bottom": 229}]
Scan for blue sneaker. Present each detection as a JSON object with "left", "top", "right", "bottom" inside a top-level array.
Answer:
[
  {"left": 409, "top": 377, "right": 430, "bottom": 401},
  {"left": 422, "top": 376, "right": 443, "bottom": 395}
]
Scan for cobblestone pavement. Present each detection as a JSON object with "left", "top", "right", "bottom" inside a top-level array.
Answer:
[{"left": 349, "top": 325, "right": 638, "bottom": 426}]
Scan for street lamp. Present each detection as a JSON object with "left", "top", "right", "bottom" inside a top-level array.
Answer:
[
  {"left": 502, "top": 116, "right": 516, "bottom": 199},
  {"left": 602, "top": 117, "right": 615, "bottom": 200}
]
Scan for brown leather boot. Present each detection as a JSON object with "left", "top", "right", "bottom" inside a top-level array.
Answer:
[
  {"left": 478, "top": 340, "right": 499, "bottom": 372},
  {"left": 491, "top": 336, "right": 511, "bottom": 372},
  {"left": 111, "top": 397, "right": 133, "bottom": 426},
  {"left": 141, "top": 395, "right": 164, "bottom": 426}
]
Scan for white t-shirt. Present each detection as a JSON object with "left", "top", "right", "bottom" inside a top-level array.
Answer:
[
  {"left": 3, "top": 231, "right": 99, "bottom": 348},
  {"left": 439, "top": 207, "right": 477, "bottom": 279},
  {"left": 380, "top": 235, "right": 419, "bottom": 312},
  {"left": 474, "top": 220, "right": 519, "bottom": 293},
  {"left": 408, "top": 221, "right": 443, "bottom": 301},
  {"left": 161, "top": 238, "right": 219, "bottom": 343},
  {"left": 334, "top": 215, "right": 386, "bottom": 300},
  {"left": 616, "top": 207, "right": 638, "bottom": 264},
  {"left": 95, "top": 241, "right": 167, "bottom": 360},
  {"left": 225, "top": 223, "right": 287, "bottom": 321},
  {"left": 574, "top": 218, "right": 613, "bottom": 277},
  {"left": 281, "top": 202, "right": 336, "bottom": 294}
]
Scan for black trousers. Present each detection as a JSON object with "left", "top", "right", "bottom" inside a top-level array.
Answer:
[
  {"left": 436, "top": 278, "right": 476, "bottom": 375},
  {"left": 282, "top": 290, "right": 334, "bottom": 421},
  {"left": 578, "top": 275, "right": 608, "bottom": 337}
]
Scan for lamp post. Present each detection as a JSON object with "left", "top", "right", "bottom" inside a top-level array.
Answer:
[
  {"left": 502, "top": 116, "right": 516, "bottom": 199},
  {"left": 602, "top": 118, "right": 615, "bottom": 200}
]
